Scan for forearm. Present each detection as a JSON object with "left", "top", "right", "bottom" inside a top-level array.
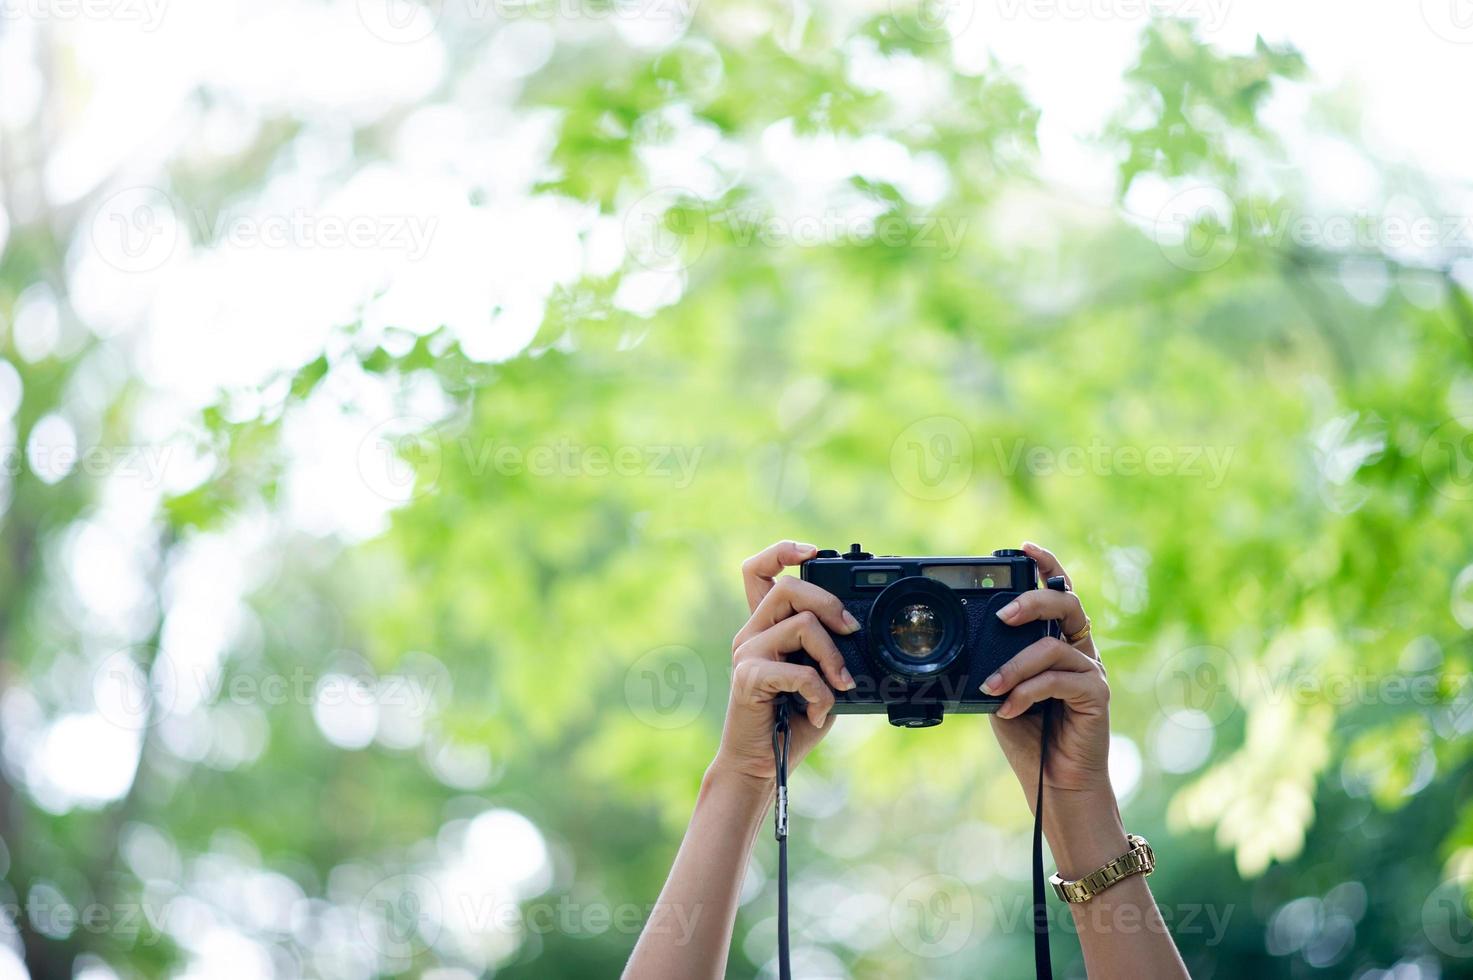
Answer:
[
  {"left": 624, "top": 766, "right": 772, "bottom": 980},
  {"left": 1044, "top": 791, "right": 1188, "bottom": 979}
]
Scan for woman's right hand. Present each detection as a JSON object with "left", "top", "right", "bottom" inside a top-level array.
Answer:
[{"left": 709, "top": 540, "right": 861, "bottom": 785}]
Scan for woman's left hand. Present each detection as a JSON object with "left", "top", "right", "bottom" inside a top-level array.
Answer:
[{"left": 984, "top": 541, "right": 1112, "bottom": 801}]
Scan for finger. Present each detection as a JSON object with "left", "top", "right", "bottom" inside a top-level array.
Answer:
[
  {"left": 995, "top": 668, "right": 1107, "bottom": 720},
  {"left": 733, "top": 576, "right": 860, "bottom": 651},
  {"left": 733, "top": 659, "right": 836, "bottom": 729},
  {"left": 994, "top": 588, "right": 1087, "bottom": 636},
  {"left": 981, "top": 637, "right": 1095, "bottom": 695},
  {"left": 742, "top": 540, "right": 819, "bottom": 611},
  {"left": 735, "top": 610, "right": 856, "bottom": 692},
  {"left": 1021, "top": 541, "right": 1070, "bottom": 592}
]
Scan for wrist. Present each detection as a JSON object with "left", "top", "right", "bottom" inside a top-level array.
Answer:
[
  {"left": 702, "top": 761, "right": 775, "bottom": 810},
  {"left": 1042, "top": 785, "right": 1130, "bottom": 880}
]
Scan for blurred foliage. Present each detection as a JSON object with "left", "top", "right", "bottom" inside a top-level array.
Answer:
[{"left": 1, "top": 7, "right": 1472, "bottom": 980}]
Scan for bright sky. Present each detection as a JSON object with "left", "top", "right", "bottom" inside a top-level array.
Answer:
[{"left": 2, "top": 0, "right": 1466, "bottom": 407}]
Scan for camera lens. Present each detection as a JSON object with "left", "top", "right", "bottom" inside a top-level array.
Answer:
[
  {"left": 888, "top": 603, "right": 944, "bottom": 660},
  {"left": 867, "top": 576, "right": 965, "bottom": 679}
]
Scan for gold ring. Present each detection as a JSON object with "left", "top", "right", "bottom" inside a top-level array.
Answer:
[{"left": 1066, "top": 619, "right": 1092, "bottom": 645}]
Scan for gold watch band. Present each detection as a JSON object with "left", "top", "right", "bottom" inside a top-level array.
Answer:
[{"left": 1049, "top": 834, "right": 1155, "bottom": 903}]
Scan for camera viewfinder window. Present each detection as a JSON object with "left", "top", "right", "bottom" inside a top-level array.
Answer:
[{"left": 922, "top": 564, "right": 1013, "bottom": 590}]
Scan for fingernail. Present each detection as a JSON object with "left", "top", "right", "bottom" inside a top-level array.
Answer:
[
  {"left": 1022, "top": 541, "right": 1039, "bottom": 551},
  {"left": 996, "top": 601, "right": 1019, "bottom": 622},
  {"left": 841, "top": 610, "right": 861, "bottom": 633},
  {"left": 996, "top": 703, "right": 1015, "bottom": 719},
  {"left": 840, "top": 668, "right": 856, "bottom": 691},
  {"left": 981, "top": 672, "right": 1002, "bottom": 694},
  {"left": 796, "top": 542, "right": 817, "bottom": 555}
]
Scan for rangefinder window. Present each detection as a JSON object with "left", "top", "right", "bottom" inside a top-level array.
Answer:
[
  {"left": 922, "top": 564, "right": 1013, "bottom": 590},
  {"left": 854, "top": 567, "right": 901, "bottom": 588}
]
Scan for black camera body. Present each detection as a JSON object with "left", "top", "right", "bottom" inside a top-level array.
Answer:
[{"left": 789, "top": 544, "right": 1066, "bottom": 728}]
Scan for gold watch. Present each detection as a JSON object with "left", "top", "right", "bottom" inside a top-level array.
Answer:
[{"left": 1049, "top": 834, "right": 1155, "bottom": 903}]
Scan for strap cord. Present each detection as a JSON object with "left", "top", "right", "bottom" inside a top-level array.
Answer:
[
  {"left": 1032, "top": 700, "right": 1054, "bottom": 979},
  {"left": 772, "top": 699, "right": 792, "bottom": 980}
]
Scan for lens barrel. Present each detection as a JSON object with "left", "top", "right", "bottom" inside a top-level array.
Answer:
[{"left": 866, "top": 576, "right": 966, "bottom": 678}]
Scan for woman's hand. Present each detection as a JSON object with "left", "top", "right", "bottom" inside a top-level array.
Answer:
[
  {"left": 709, "top": 540, "right": 860, "bottom": 785},
  {"left": 983, "top": 544, "right": 1189, "bottom": 977},
  {"left": 985, "top": 541, "right": 1111, "bottom": 800}
]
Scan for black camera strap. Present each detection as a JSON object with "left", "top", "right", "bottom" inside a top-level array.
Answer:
[
  {"left": 773, "top": 700, "right": 793, "bottom": 980},
  {"left": 770, "top": 699, "right": 1054, "bottom": 980}
]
